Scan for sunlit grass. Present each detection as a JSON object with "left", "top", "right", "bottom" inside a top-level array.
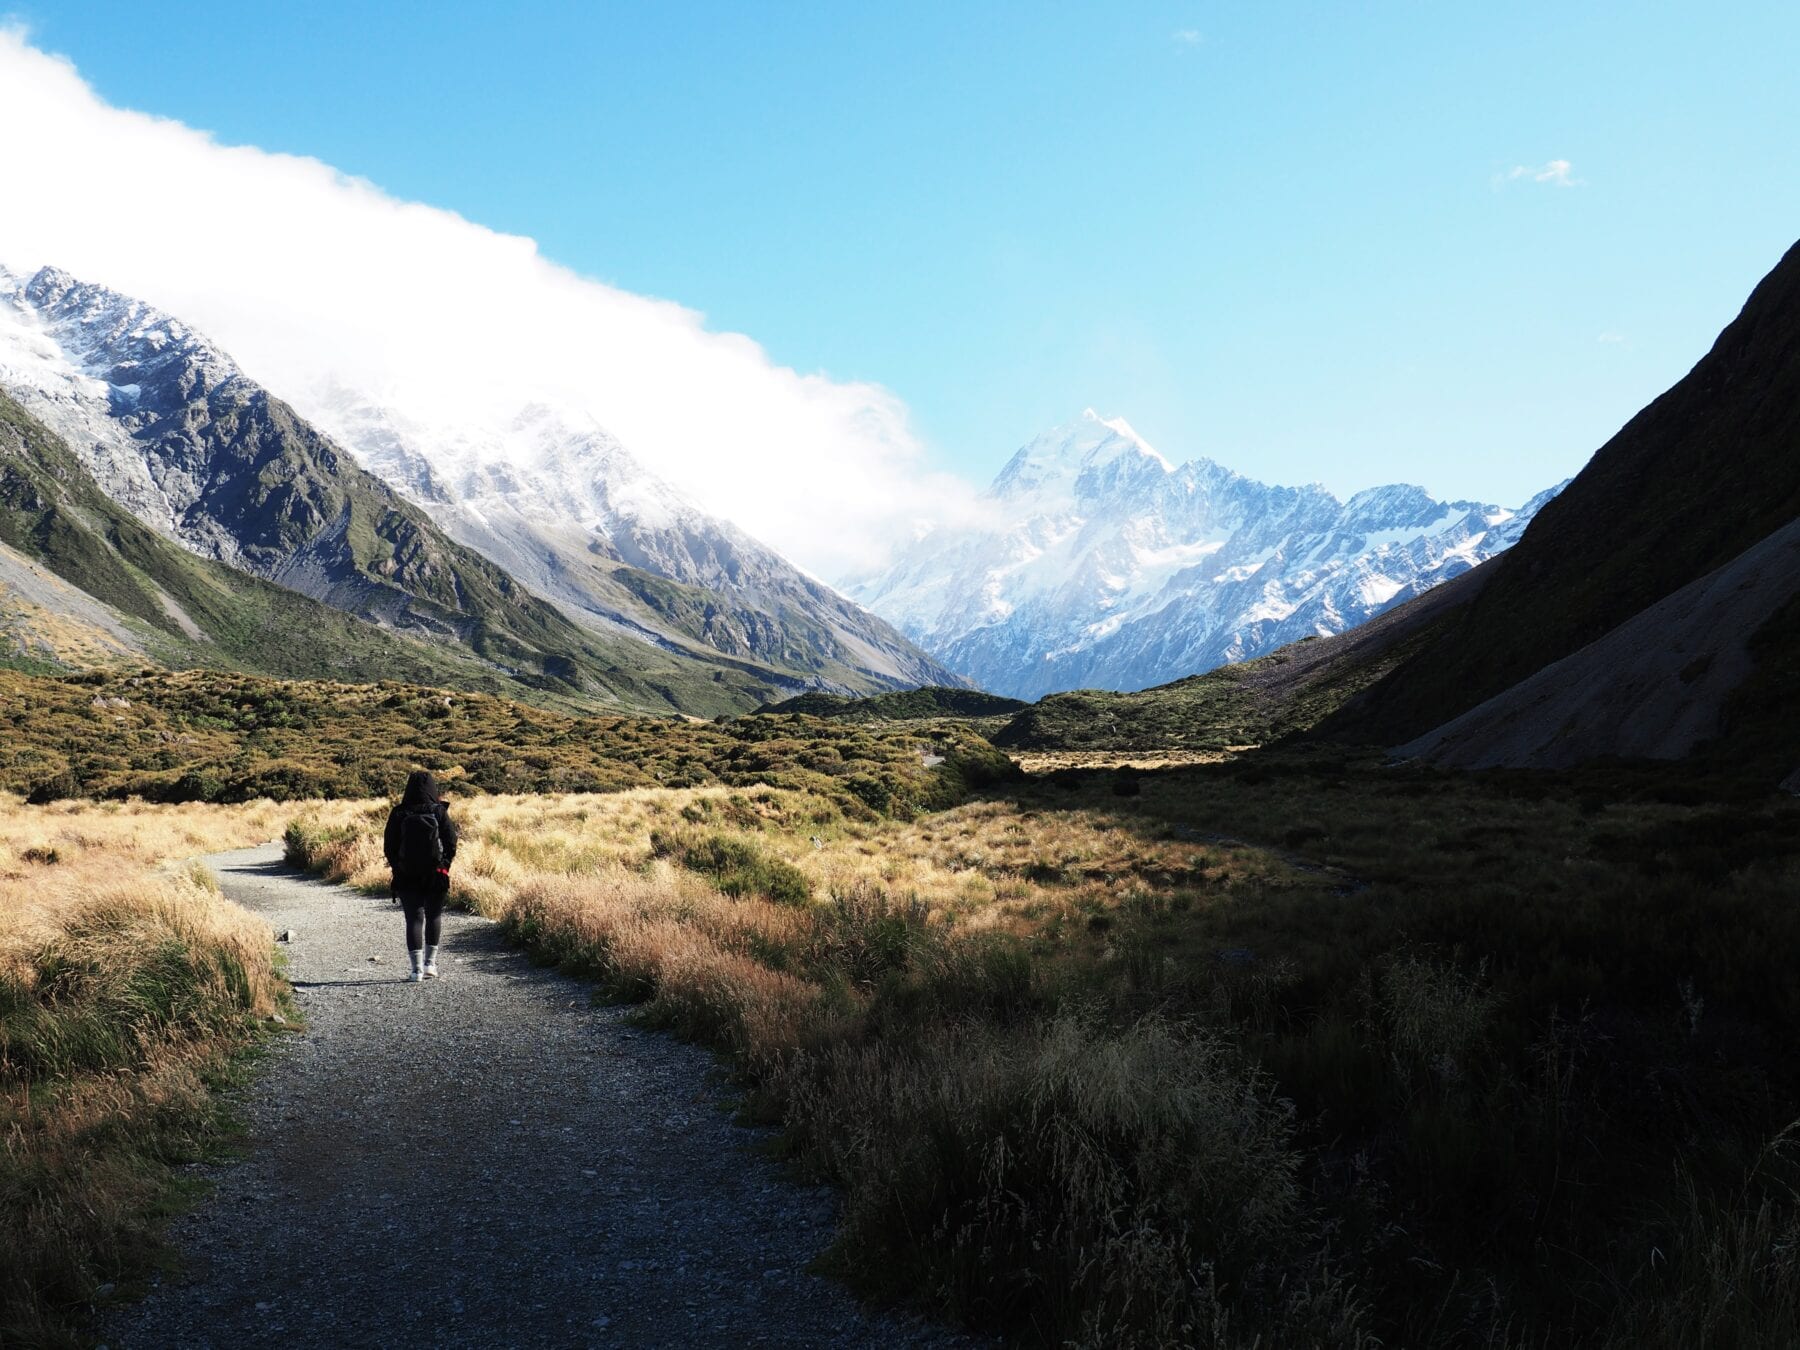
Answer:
[
  {"left": 0, "top": 792, "right": 368, "bottom": 1345},
  {"left": 286, "top": 758, "right": 1800, "bottom": 1347}
]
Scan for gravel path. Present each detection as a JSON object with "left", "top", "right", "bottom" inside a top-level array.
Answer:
[{"left": 105, "top": 845, "right": 964, "bottom": 1349}]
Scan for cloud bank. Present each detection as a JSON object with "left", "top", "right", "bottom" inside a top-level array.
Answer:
[{"left": 0, "top": 28, "right": 979, "bottom": 581}]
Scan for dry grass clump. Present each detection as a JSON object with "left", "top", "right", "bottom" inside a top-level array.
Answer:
[
  {"left": 504, "top": 866, "right": 819, "bottom": 1059},
  {"left": 1596, "top": 1144, "right": 1800, "bottom": 1349},
  {"left": 776, "top": 1014, "right": 1315, "bottom": 1345},
  {"left": 0, "top": 792, "right": 365, "bottom": 1344}
]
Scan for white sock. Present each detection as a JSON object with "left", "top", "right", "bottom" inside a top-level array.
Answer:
[
  {"left": 409, "top": 949, "right": 424, "bottom": 974},
  {"left": 424, "top": 944, "right": 439, "bottom": 969}
]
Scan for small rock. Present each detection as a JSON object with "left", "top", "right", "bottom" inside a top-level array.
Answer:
[
  {"left": 277, "top": 929, "right": 296, "bottom": 943},
  {"left": 368, "top": 955, "right": 381, "bottom": 963}
]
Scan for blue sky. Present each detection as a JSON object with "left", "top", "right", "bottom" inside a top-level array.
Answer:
[{"left": 11, "top": 1, "right": 1800, "bottom": 506}]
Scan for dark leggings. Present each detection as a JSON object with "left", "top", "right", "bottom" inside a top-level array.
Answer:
[{"left": 399, "top": 890, "right": 446, "bottom": 951}]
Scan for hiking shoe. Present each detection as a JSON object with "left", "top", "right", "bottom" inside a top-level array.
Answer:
[
  {"left": 423, "top": 963, "right": 440, "bottom": 980},
  {"left": 406, "top": 968, "right": 425, "bottom": 983}
]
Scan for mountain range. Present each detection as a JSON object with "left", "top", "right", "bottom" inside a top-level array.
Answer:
[
  {"left": 984, "top": 237, "right": 1800, "bottom": 786},
  {"left": 849, "top": 410, "right": 1561, "bottom": 700},
  {"left": 0, "top": 264, "right": 961, "bottom": 711}
]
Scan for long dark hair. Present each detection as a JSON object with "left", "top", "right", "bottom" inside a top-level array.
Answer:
[{"left": 400, "top": 769, "right": 442, "bottom": 807}]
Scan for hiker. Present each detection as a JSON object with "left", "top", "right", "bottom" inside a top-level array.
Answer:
[{"left": 383, "top": 769, "right": 458, "bottom": 982}]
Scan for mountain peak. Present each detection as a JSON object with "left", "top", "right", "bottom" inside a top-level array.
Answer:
[
  {"left": 10, "top": 264, "right": 242, "bottom": 390},
  {"left": 853, "top": 411, "right": 1560, "bottom": 700},
  {"left": 992, "top": 409, "right": 1174, "bottom": 498}
]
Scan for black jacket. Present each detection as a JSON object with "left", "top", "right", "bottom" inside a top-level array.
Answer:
[{"left": 383, "top": 800, "right": 458, "bottom": 888}]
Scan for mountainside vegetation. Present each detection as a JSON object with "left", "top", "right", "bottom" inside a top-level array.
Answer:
[
  {"left": 756, "top": 685, "right": 1028, "bottom": 722},
  {"left": 0, "top": 667, "right": 1017, "bottom": 814}
]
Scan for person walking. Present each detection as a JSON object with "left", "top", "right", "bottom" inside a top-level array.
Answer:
[{"left": 383, "top": 769, "right": 458, "bottom": 982}]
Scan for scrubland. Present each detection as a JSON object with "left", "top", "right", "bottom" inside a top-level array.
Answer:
[
  {"left": 286, "top": 758, "right": 1800, "bottom": 1348},
  {"left": 0, "top": 793, "right": 367, "bottom": 1345},
  {"left": 9, "top": 733, "right": 1797, "bottom": 1347}
]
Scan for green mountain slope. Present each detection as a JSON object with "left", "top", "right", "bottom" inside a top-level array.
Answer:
[{"left": 0, "top": 391, "right": 784, "bottom": 714}]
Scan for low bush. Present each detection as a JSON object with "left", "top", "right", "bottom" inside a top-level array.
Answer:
[
  {"left": 650, "top": 828, "right": 813, "bottom": 905},
  {"left": 0, "top": 670, "right": 1013, "bottom": 821}
]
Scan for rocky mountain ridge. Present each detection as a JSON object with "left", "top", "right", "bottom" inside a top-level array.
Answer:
[
  {"left": 292, "top": 374, "right": 964, "bottom": 694},
  {"left": 851, "top": 410, "right": 1560, "bottom": 700},
  {"left": 0, "top": 264, "right": 960, "bottom": 710}
]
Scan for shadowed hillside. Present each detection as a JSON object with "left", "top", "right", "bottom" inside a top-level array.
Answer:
[{"left": 1332, "top": 238, "right": 1800, "bottom": 746}]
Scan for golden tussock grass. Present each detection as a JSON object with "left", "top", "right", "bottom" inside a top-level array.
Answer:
[
  {"left": 284, "top": 784, "right": 1358, "bottom": 1344},
  {"left": 0, "top": 792, "right": 367, "bottom": 1344},
  {"left": 285, "top": 763, "right": 1800, "bottom": 1348}
]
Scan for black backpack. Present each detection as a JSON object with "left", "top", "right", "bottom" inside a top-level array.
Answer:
[{"left": 395, "top": 804, "right": 446, "bottom": 878}]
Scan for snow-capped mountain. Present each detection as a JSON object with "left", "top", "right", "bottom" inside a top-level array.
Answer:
[
  {"left": 0, "top": 263, "right": 257, "bottom": 550},
  {"left": 0, "top": 264, "right": 962, "bottom": 699},
  {"left": 299, "top": 384, "right": 960, "bottom": 691},
  {"left": 849, "top": 410, "right": 1563, "bottom": 700}
]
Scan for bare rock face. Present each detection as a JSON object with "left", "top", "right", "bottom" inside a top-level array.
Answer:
[{"left": 851, "top": 410, "right": 1558, "bottom": 700}]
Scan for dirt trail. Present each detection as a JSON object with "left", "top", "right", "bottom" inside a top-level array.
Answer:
[{"left": 105, "top": 845, "right": 961, "bottom": 1349}]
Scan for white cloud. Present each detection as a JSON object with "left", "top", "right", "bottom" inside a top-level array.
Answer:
[
  {"left": 1172, "top": 28, "right": 1204, "bottom": 46},
  {"left": 0, "top": 27, "right": 982, "bottom": 582},
  {"left": 1500, "top": 158, "right": 1583, "bottom": 188},
  {"left": 1597, "top": 330, "right": 1627, "bottom": 345}
]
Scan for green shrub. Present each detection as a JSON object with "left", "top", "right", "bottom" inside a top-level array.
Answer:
[{"left": 651, "top": 828, "right": 813, "bottom": 906}]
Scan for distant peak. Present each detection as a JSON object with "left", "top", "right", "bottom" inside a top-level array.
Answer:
[{"left": 1079, "top": 406, "right": 1155, "bottom": 452}]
